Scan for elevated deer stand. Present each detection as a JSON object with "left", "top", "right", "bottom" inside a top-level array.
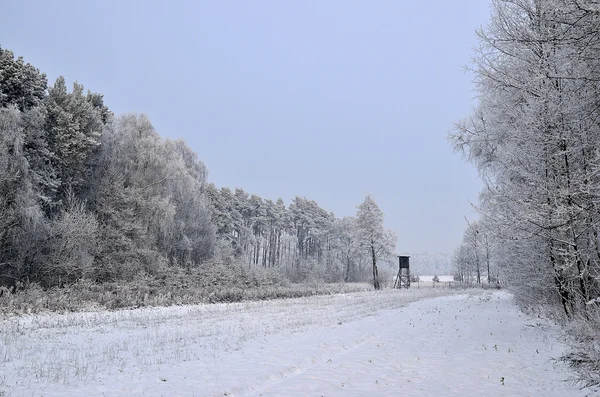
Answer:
[{"left": 393, "top": 255, "right": 410, "bottom": 289}]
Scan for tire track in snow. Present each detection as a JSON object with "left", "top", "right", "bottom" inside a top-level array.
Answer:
[{"left": 222, "top": 292, "right": 593, "bottom": 397}]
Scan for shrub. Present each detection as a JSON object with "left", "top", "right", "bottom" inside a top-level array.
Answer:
[{"left": 0, "top": 260, "right": 373, "bottom": 315}]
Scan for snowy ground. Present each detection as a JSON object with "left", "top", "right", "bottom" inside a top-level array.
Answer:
[
  {"left": 418, "top": 275, "right": 455, "bottom": 282},
  {"left": 0, "top": 288, "right": 594, "bottom": 396}
]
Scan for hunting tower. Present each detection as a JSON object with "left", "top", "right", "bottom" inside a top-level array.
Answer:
[{"left": 393, "top": 255, "right": 410, "bottom": 289}]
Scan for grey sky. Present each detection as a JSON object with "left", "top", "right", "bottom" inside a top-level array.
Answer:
[{"left": 2, "top": 1, "right": 489, "bottom": 255}]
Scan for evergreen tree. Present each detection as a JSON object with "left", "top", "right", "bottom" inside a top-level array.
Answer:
[
  {"left": 45, "top": 77, "right": 106, "bottom": 206},
  {"left": 0, "top": 47, "right": 47, "bottom": 111}
]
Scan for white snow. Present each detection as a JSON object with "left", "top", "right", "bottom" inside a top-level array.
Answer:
[
  {"left": 418, "top": 274, "right": 455, "bottom": 282},
  {"left": 0, "top": 289, "right": 593, "bottom": 396}
]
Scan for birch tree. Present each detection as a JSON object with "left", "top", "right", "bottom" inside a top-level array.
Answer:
[
  {"left": 355, "top": 195, "right": 396, "bottom": 290},
  {"left": 451, "top": 0, "right": 600, "bottom": 316},
  {"left": 0, "top": 107, "right": 44, "bottom": 286}
]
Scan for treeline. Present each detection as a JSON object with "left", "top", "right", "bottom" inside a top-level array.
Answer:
[
  {"left": 0, "top": 46, "right": 214, "bottom": 288},
  {"left": 451, "top": 221, "right": 496, "bottom": 284},
  {"left": 0, "top": 46, "right": 397, "bottom": 291},
  {"left": 408, "top": 252, "right": 452, "bottom": 276},
  {"left": 206, "top": 186, "right": 398, "bottom": 284},
  {"left": 451, "top": 0, "right": 600, "bottom": 316},
  {"left": 450, "top": 1, "right": 600, "bottom": 385}
]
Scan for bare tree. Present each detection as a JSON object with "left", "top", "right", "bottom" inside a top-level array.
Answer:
[
  {"left": 450, "top": 0, "right": 600, "bottom": 316},
  {"left": 355, "top": 195, "right": 396, "bottom": 290}
]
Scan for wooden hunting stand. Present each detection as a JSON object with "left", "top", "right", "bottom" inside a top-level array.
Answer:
[{"left": 393, "top": 255, "right": 410, "bottom": 289}]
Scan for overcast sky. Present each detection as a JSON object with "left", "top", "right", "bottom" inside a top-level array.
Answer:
[{"left": 2, "top": 1, "right": 491, "bottom": 255}]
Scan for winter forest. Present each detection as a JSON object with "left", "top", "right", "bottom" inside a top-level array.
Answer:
[
  {"left": 2, "top": 0, "right": 600, "bottom": 393},
  {"left": 452, "top": 1, "right": 600, "bottom": 314},
  {"left": 450, "top": 0, "right": 600, "bottom": 385},
  {"left": 0, "top": 46, "right": 401, "bottom": 296}
]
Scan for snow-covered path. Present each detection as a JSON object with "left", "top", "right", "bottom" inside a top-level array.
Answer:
[
  {"left": 1, "top": 289, "right": 593, "bottom": 396},
  {"left": 238, "top": 292, "right": 588, "bottom": 397},
  {"left": 212, "top": 291, "right": 589, "bottom": 397}
]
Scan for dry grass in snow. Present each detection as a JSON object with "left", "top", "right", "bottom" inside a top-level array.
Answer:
[{"left": 1, "top": 288, "right": 594, "bottom": 396}]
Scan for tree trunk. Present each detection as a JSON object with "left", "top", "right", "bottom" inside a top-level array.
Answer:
[
  {"left": 344, "top": 256, "right": 350, "bottom": 282},
  {"left": 485, "top": 235, "right": 491, "bottom": 284},
  {"left": 371, "top": 244, "right": 380, "bottom": 290},
  {"left": 550, "top": 240, "right": 572, "bottom": 317}
]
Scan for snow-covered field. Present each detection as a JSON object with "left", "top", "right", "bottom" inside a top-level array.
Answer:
[
  {"left": 0, "top": 288, "right": 593, "bottom": 396},
  {"left": 419, "top": 275, "right": 455, "bottom": 282}
]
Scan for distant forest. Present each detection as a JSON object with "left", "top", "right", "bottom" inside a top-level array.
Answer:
[
  {"left": 0, "top": 46, "right": 398, "bottom": 291},
  {"left": 408, "top": 253, "right": 452, "bottom": 276}
]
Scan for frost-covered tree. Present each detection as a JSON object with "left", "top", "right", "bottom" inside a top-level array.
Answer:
[
  {"left": 44, "top": 77, "right": 108, "bottom": 207},
  {"left": 0, "top": 107, "right": 45, "bottom": 286},
  {"left": 0, "top": 48, "right": 60, "bottom": 207},
  {"left": 408, "top": 252, "right": 452, "bottom": 276},
  {"left": 87, "top": 114, "right": 215, "bottom": 277},
  {"left": 452, "top": 244, "right": 473, "bottom": 283},
  {"left": 36, "top": 192, "right": 99, "bottom": 287},
  {"left": 0, "top": 48, "right": 222, "bottom": 287},
  {"left": 264, "top": 198, "right": 286, "bottom": 268},
  {"left": 452, "top": 221, "right": 495, "bottom": 284},
  {"left": 1, "top": 46, "right": 405, "bottom": 291},
  {"left": 0, "top": 107, "right": 96, "bottom": 288},
  {"left": 355, "top": 195, "right": 396, "bottom": 290},
  {"left": 205, "top": 187, "right": 392, "bottom": 282},
  {"left": 0, "top": 47, "right": 47, "bottom": 111},
  {"left": 332, "top": 217, "right": 359, "bottom": 282},
  {"left": 451, "top": 0, "right": 600, "bottom": 316}
]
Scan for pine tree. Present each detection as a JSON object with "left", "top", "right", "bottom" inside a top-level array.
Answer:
[
  {"left": 45, "top": 77, "right": 105, "bottom": 206},
  {"left": 0, "top": 47, "right": 47, "bottom": 111}
]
